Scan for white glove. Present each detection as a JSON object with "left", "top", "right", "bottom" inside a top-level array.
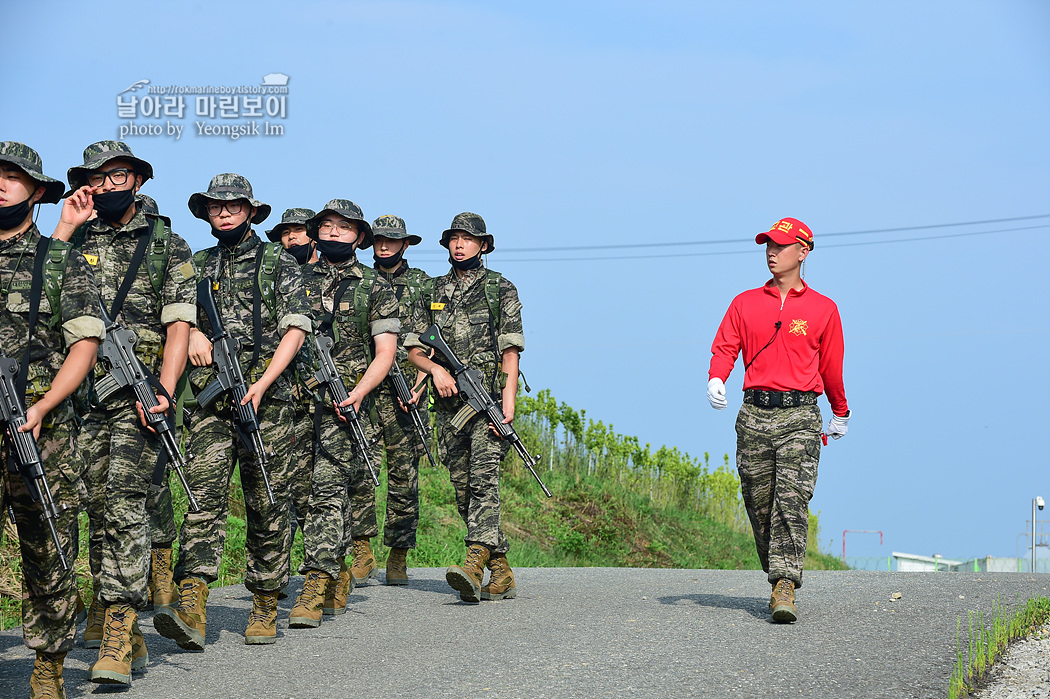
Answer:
[
  {"left": 826, "top": 410, "right": 851, "bottom": 440},
  {"left": 707, "top": 378, "right": 728, "bottom": 410}
]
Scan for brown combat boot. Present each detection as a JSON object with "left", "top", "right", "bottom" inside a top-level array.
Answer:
[
  {"left": 481, "top": 553, "right": 517, "bottom": 600},
  {"left": 29, "top": 651, "right": 65, "bottom": 699},
  {"left": 289, "top": 571, "right": 331, "bottom": 628},
  {"left": 385, "top": 547, "right": 409, "bottom": 586},
  {"left": 130, "top": 619, "right": 148, "bottom": 672},
  {"left": 446, "top": 544, "right": 490, "bottom": 603},
  {"left": 323, "top": 559, "right": 354, "bottom": 615},
  {"left": 149, "top": 547, "right": 178, "bottom": 611},
  {"left": 154, "top": 578, "right": 208, "bottom": 650},
  {"left": 82, "top": 592, "right": 104, "bottom": 649},
  {"left": 770, "top": 578, "right": 798, "bottom": 623},
  {"left": 350, "top": 537, "right": 378, "bottom": 584},
  {"left": 89, "top": 604, "right": 137, "bottom": 685},
  {"left": 244, "top": 590, "right": 280, "bottom": 644}
]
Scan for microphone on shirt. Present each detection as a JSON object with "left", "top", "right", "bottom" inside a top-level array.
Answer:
[{"left": 775, "top": 321, "right": 781, "bottom": 329}]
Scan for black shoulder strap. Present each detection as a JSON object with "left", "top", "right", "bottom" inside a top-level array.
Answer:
[
  {"left": 17, "top": 237, "right": 51, "bottom": 397},
  {"left": 248, "top": 244, "right": 266, "bottom": 373},
  {"left": 318, "top": 278, "right": 355, "bottom": 338},
  {"left": 109, "top": 231, "right": 151, "bottom": 320}
]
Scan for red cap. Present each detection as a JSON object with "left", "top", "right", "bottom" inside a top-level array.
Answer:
[{"left": 756, "top": 217, "right": 814, "bottom": 249}]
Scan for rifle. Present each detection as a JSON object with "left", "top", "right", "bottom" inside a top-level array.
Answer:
[
  {"left": 194, "top": 277, "right": 276, "bottom": 505},
  {"left": 305, "top": 331, "right": 380, "bottom": 486},
  {"left": 96, "top": 302, "right": 199, "bottom": 512},
  {"left": 388, "top": 362, "right": 436, "bottom": 469},
  {"left": 418, "top": 324, "right": 551, "bottom": 498},
  {"left": 0, "top": 351, "right": 69, "bottom": 570}
]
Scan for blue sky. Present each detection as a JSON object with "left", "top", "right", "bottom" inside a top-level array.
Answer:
[{"left": 8, "top": 1, "right": 1049, "bottom": 563}]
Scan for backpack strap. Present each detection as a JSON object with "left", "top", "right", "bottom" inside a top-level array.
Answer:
[
  {"left": 42, "top": 239, "right": 72, "bottom": 330},
  {"left": 192, "top": 248, "right": 214, "bottom": 280},
  {"left": 483, "top": 269, "right": 502, "bottom": 356},
  {"left": 353, "top": 267, "right": 375, "bottom": 363},
  {"left": 143, "top": 215, "right": 170, "bottom": 299},
  {"left": 257, "top": 242, "right": 281, "bottom": 318},
  {"left": 17, "top": 237, "right": 51, "bottom": 397}
]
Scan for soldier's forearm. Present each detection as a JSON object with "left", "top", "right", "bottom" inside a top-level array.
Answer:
[
  {"left": 259, "top": 327, "right": 306, "bottom": 389},
  {"left": 160, "top": 321, "right": 191, "bottom": 396},
  {"left": 36, "top": 338, "right": 100, "bottom": 415}
]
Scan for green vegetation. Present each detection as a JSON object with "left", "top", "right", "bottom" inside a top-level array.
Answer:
[
  {"left": 1, "top": 387, "right": 846, "bottom": 631},
  {"left": 948, "top": 595, "right": 1050, "bottom": 698}
]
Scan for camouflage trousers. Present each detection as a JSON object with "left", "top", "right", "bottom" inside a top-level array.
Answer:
[
  {"left": 148, "top": 471, "right": 176, "bottom": 547},
  {"left": 302, "top": 408, "right": 372, "bottom": 577},
  {"left": 735, "top": 402, "right": 822, "bottom": 588},
  {"left": 81, "top": 400, "right": 161, "bottom": 609},
  {"left": 436, "top": 405, "right": 510, "bottom": 554},
  {"left": 1, "top": 417, "right": 82, "bottom": 653},
  {"left": 174, "top": 399, "right": 294, "bottom": 593},
  {"left": 346, "top": 383, "right": 421, "bottom": 549}
]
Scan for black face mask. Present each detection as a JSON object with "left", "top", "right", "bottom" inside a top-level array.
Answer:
[
  {"left": 0, "top": 198, "right": 32, "bottom": 230},
  {"left": 373, "top": 246, "right": 405, "bottom": 269},
  {"left": 449, "top": 251, "right": 482, "bottom": 271},
  {"left": 211, "top": 219, "right": 250, "bottom": 247},
  {"left": 317, "top": 239, "right": 357, "bottom": 264},
  {"left": 287, "top": 243, "right": 313, "bottom": 265},
  {"left": 93, "top": 188, "right": 136, "bottom": 222}
]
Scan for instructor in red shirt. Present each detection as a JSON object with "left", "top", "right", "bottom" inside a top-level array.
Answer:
[{"left": 707, "top": 217, "right": 850, "bottom": 623}]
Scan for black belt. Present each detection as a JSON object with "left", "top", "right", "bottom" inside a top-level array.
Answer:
[{"left": 743, "top": 389, "right": 817, "bottom": 409}]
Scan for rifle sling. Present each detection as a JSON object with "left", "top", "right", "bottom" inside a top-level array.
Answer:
[
  {"left": 16, "top": 236, "right": 51, "bottom": 399},
  {"left": 109, "top": 230, "right": 151, "bottom": 320},
  {"left": 248, "top": 245, "right": 265, "bottom": 374}
]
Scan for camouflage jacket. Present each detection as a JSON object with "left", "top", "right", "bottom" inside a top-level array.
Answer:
[
  {"left": 303, "top": 254, "right": 399, "bottom": 403},
  {"left": 404, "top": 264, "right": 524, "bottom": 400},
  {"left": 193, "top": 232, "right": 312, "bottom": 403},
  {"left": 375, "top": 261, "right": 431, "bottom": 376},
  {"left": 0, "top": 224, "right": 104, "bottom": 419},
  {"left": 76, "top": 202, "right": 196, "bottom": 380}
]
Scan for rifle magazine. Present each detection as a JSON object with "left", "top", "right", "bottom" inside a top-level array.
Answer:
[{"left": 451, "top": 403, "right": 478, "bottom": 432}]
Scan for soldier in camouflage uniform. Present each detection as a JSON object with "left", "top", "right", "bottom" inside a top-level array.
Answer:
[
  {"left": 266, "top": 207, "right": 319, "bottom": 591},
  {"left": 0, "top": 142, "right": 104, "bottom": 699},
  {"left": 57, "top": 141, "right": 196, "bottom": 684},
  {"left": 370, "top": 215, "right": 430, "bottom": 585},
  {"left": 406, "top": 213, "right": 525, "bottom": 604},
  {"left": 288, "top": 199, "right": 398, "bottom": 629},
  {"left": 154, "top": 174, "right": 311, "bottom": 648},
  {"left": 134, "top": 193, "right": 179, "bottom": 615},
  {"left": 707, "top": 217, "right": 851, "bottom": 623}
]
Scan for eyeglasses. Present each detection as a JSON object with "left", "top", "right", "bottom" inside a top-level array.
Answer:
[
  {"left": 318, "top": 221, "right": 356, "bottom": 233},
  {"left": 86, "top": 168, "right": 134, "bottom": 188},
  {"left": 206, "top": 201, "right": 244, "bottom": 216}
]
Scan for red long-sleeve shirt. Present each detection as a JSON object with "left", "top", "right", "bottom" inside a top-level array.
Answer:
[{"left": 709, "top": 280, "right": 849, "bottom": 416}]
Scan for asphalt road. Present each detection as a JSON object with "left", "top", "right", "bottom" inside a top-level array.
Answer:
[{"left": 2, "top": 568, "right": 1048, "bottom": 698}]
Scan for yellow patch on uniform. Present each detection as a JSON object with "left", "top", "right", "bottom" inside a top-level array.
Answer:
[
  {"left": 789, "top": 319, "right": 809, "bottom": 336},
  {"left": 83, "top": 254, "right": 99, "bottom": 266},
  {"left": 178, "top": 262, "right": 195, "bottom": 280},
  {"left": 431, "top": 302, "right": 446, "bottom": 310},
  {"left": 339, "top": 302, "right": 351, "bottom": 311},
  {"left": 213, "top": 282, "right": 219, "bottom": 291}
]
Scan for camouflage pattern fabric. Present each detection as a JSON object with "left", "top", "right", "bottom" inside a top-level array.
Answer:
[
  {"left": 80, "top": 403, "right": 161, "bottom": 608},
  {"left": 148, "top": 473, "right": 177, "bottom": 546},
  {"left": 174, "top": 401, "right": 296, "bottom": 592},
  {"left": 436, "top": 405, "right": 510, "bottom": 553},
  {"left": 0, "top": 223, "right": 101, "bottom": 653},
  {"left": 177, "top": 231, "right": 310, "bottom": 592},
  {"left": 404, "top": 264, "right": 524, "bottom": 396},
  {"left": 2, "top": 421, "right": 83, "bottom": 653},
  {"left": 404, "top": 263, "right": 524, "bottom": 554},
  {"left": 300, "top": 254, "right": 399, "bottom": 569},
  {"left": 302, "top": 410, "right": 369, "bottom": 576},
  {"left": 73, "top": 200, "right": 195, "bottom": 610},
  {"left": 187, "top": 172, "right": 270, "bottom": 224},
  {"left": 734, "top": 402, "right": 822, "bottom": 588},
  {"left": 190, "top": 233, "right": 311, "bottom": 403}
]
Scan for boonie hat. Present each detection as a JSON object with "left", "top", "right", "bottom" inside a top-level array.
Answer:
[
  {"left": 756, "top": 217, "right": 814, "bottom": 249},
  {"left": 0, "top": 141, "right": 65, "bottom": 204},
  {"left": 440, "top": 212, "right": 494, "bottom": 251},
  {"left": 136, "top": 193, "right": 171, "bottom": 226},
  {"left": 306, "top": 199, "right": 373, "bottom": 249},
  {"left": 372, "top": 215, "right": 421, "bottom": 245},
  {"left": 266, "top": 207, "right": 316, "bottom": 243},
  {"left": 67, "top": 140, "right": 154, "bottom": 192},
  {"left": 187, "top": 173, "right": 271, "bottom": 224}
]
